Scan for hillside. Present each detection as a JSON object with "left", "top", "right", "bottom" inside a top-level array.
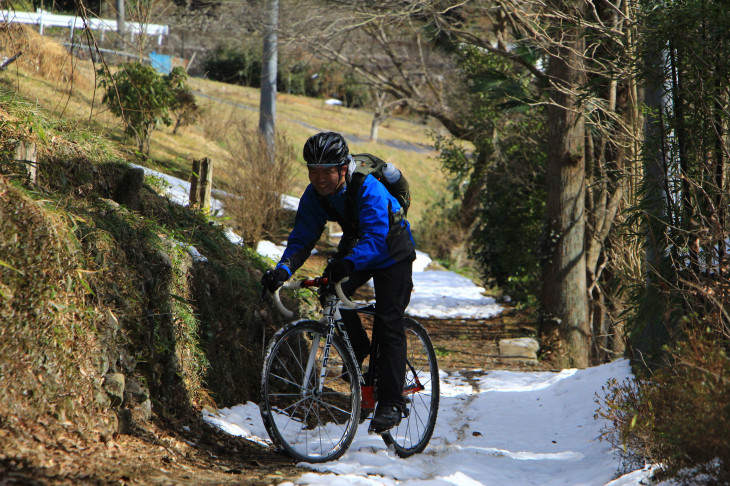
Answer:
[
  {"left": 0, "top": 24, "right": 447, "bottom": 225},
  {"left": 0, "top": 82, "right": 313, "bottom": 481},
  {"left": 0, "top": 24, "right": 453, "bottom": 483}
]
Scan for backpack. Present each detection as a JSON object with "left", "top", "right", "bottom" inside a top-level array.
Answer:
[
  {"left": 318, "top": 153, "right": 410, "bottom": 238},
  {"left": 350, "top": 153, "right": 410, "bottom": 215}
]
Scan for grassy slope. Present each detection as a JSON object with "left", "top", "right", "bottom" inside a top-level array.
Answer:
[
  {"left": 0, "top": 25, "right": 304, "bottom": 476},
  {"left": 2, "top": 25, "right": 446, "bottom": 225}
]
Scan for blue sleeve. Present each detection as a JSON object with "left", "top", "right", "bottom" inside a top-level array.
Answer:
[
  {"left": 345, "top": 177, "right": 401, "bottom": 271},
  {"left": 276, "top": 186, "right": 328, "bottom": 276}
]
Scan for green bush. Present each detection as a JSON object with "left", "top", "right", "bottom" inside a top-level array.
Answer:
[
  {"left": 98, "top": 63, "right": 189, "bottom": 154},
  {"left": 203, "top": 45, "right": 263, "bottom": 87},
  {"left": 472, "top": 115, "right": 546, "bottom": 305}
]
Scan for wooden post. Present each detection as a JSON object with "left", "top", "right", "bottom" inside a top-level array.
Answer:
[
  {"left": 13, "top": 141, "right": 37, "bottom": 185},
  {"left": 189, "top": 158, "right": 201, "bottom": 209},
  {"left": 189, "top": 157, "right": 212, "bottom": 210},
  {"left": 199, "top": 157, "right": 212, "bottom": 211},
  {"left": 113, "top": 167, "right": 144, "bottom": 211}
]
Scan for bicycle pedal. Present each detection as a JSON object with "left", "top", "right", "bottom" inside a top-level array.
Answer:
[
  {"left": 367, "top": 426, "right": 382, "bottom": 435},
  {"left": 359, "top": 408, "right": 374, "bottom": 424}
]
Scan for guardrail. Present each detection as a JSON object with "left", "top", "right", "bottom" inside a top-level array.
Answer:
[{"left": 0, "top": 9, "right": 168, "bottom": 45}]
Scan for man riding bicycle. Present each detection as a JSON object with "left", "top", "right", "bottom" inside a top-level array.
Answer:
[{"left": 262, "top": 131, "right": 416, "bottom": 434}]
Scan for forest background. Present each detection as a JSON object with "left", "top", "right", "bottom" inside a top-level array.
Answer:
[{"left": 1, "top": 0, "right": 729, "bottom": 483}]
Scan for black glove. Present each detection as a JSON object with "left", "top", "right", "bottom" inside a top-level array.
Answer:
[
  {"left": 325, "top": 258, "right": 354, "bottom": 284},
  {"left": 261, "top": 268, "right": 289, "bottom": 293}
]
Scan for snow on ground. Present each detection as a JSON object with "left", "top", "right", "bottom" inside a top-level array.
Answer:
[
  {"left": 130, "top": 163, "right": 224, "bottom": 214},
  {"left": 135, "top": 164, "right": 655, "bottom": 485},
  {"left": 211, "top": 241, "right": 655, "bottom": 486},
  {"left": 203, "top": 360, "right": 654, "bottom": 486},
  {"left": 406, "top": 268, "right": 503, "bottom": 319}
]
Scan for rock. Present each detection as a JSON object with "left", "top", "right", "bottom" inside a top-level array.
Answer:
[
  {"left": 96, "top": 354, "right": 110, "bottom": 376},
  {"left": 118, "top": 400, "right": 153, "bottom": 435},
  {"left": 113, "top": 167, "right": 144, "bottom": 211},
  {"left": 154, "top": 249, "right": 172, "bottom": 270},
  {"left": 124, "top": 378, "right": 150, "bottom": 403},
  {"left": 103, "top": 373, "right": 125, "bottom": 407},
  {"left": 94, "top": 389, "right": 111, "bottom": 409},
  {"left": 118, "top": 408, "right": 135, "bottom": 435},
  {"left": 99, "top": 198, "right": 120, "bottom": 213},
  {"left": 498, "top": 337, "right": 540, "bottom": 363},
  {"left": 136, "top": 399, "right": 153, "bottom": 422}
]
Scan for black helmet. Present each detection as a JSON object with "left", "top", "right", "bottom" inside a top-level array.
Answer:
[{"left": 303, "top": 132, "right": 349, "bottom": 167}]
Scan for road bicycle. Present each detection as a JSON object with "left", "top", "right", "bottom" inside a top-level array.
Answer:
[{"left": 259, "top": 277, "right": 440, "bottom": 463}]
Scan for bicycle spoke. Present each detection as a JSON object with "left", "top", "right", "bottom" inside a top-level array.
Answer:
[
  {"left": 267, "top": 372, "right": 306, "bottom": 391},
  {"left": 260, "top": 321, "right": 360, "bottom": 463},
  {"left": 315, "top": 396, "right": 352, "bottom": 425}
]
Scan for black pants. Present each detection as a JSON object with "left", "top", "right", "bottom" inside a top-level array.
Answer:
[{"left": 339, "top": 257, "right": 414, "bottom": 409}]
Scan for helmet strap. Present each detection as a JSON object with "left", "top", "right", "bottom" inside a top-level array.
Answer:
[{"left": 331, "top": 164, "right": 348, "bottom": 195}]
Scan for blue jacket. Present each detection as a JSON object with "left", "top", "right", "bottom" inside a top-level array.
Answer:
[{"left": 276, "top": 175, "right": 415, "bottom": 277}]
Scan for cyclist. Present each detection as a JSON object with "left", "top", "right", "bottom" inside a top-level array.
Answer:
[{"left": 261, "top": 131, "right": 416, "bottom": 434}]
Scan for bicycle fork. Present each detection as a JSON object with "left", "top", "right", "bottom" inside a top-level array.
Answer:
[{"left": 301, "top": 295, "right": 364, "bottom": 398}]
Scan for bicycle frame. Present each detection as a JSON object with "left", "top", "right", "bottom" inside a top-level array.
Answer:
[{"left": 274, "top": 278, "right": 422, "bottom": 411}]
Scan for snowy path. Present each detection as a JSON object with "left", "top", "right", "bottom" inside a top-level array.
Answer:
[
  {"left": 208, "top": 244, "right": 653, "bottom": 486},
  {"left": 137, "top": 164, "right": 653, "bottom": 485},
  {"left": 203, "top": 362, "right": 652, "bottom": 486}
]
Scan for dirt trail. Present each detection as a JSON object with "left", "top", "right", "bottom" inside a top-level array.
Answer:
[{"left": 0, "top": 309, "right": 547, "bottom": 485}]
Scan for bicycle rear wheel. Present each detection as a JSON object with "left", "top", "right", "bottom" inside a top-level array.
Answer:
[
  {"left": 259, "top": 320, "right": 361, "bottom": 463},
  {"left": 383, "top": 318, "right": 439, "bottom": 457}
]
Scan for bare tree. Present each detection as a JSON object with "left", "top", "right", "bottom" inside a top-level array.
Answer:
[{"left": 260, "top": 0, "right": 278, "bottom": 155}]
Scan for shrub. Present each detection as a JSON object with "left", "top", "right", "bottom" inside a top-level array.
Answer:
[
  {"left": 203, "top": 44, "right": 263, "bottom": 87},
  {"left": 597, "top": 329, "right": 730, "bottom": 484},
  {"left": 413, "top": 196, "right": 470, "bottom": 268},
  {"left": 98, "top": 63, "right": 188, "bottom": 154},
  {"left": 218, "top": 120, "right": 295, "bottom": 245},
  {"left": 169, "top": 68, "right": 201, "bottom": 135},
  {"left": 461, "top": 111, "right": 544, "bottom": 305}
]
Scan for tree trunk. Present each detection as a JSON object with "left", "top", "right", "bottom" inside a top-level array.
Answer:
[
  {"left": 541, "top": 4, "right": 589, "bottom": 368},
  {"left": 370, "top": 113, "right": 382, "bottom": 143},
  {"left": 259, "top": 0, "right": 278, "bottom": 157},
  {"left": 632, "top": 35, "right": 671, "bottom": 363},
  {"left": 115, "top": 0, "right": 126, "bottom": 48}
]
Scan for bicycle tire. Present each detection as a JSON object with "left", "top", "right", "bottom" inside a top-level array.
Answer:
[
  {"left": 382, "top": 318, "right": 439, "bottom": 457},
  {"left": 259, "top": 320, "right": 361, "bottom": 463}
]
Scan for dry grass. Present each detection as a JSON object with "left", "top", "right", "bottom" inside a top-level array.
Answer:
[
  {"left": 217, "top": 118, "right": 296, "bottom": 245},
  {"left": 0, "top": 24, "right": 94, "bottom": 93},
  {"left": 2, "top": 28, "right": 448, "bottom": 225},
  {"left": 0, "top": 175, "right": 116, "bottom": 439}
]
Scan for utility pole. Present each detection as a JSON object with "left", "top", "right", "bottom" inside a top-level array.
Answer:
[
  {"left": 259, "top": 0, "right": 278, "bottom": 159},
  {"left": 116, "top": 0, "right": 126, "bottom": 49}
]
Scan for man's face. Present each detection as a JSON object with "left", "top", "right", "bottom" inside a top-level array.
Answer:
[{"left": 308, "top": 165, "right": 347, "bottom": 196}]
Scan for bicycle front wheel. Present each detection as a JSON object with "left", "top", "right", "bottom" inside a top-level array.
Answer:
[
  {"left": 383, "top": 318, "right": 440, "bottom": 457},
  {"left": 259, "top": 320, "right": 361, "bottom": 463}
]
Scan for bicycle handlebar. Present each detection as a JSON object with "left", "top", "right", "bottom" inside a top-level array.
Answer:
[
  {"left": 334, "top": 278, "right": 357, "bottom": 309},
  {"left": 271, "top": 277, "right": 357, "bottom": 318}
]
